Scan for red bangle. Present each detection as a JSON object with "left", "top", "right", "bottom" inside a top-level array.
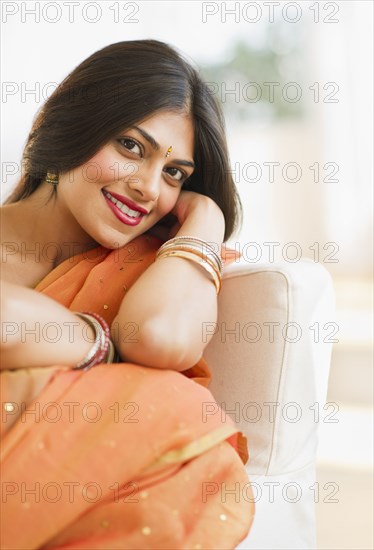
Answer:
[{"left": 73, "top": 312, "right": 111, "bottom": 371}]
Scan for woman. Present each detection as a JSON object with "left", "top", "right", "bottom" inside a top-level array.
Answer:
[{"left": 0, "top": 40, "right": 254, "bottom": 549}]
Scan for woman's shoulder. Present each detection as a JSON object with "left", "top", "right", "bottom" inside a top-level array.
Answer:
[
  {"left": 0, "top": 205, "right": 50, "bottom": 288},
  {"left": 0, "top": 246, "right": 51, "bottom": 288}
]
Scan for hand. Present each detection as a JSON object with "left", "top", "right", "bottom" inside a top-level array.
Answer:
[
  {"left": 148, "top": 191, "right": 224, "bottom": 241},
  {"left": 145, "top": 191, "right": 213, "bottom": 242},
  {"left": 169, "top": 190, "right": 209, "bottom": 226},
  {"left": 144, "top": 212, "right": 180, "bottom": 242}
]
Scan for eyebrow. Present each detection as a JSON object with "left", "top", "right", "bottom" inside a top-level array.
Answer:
[{"left": 132, "top": 125, "right": 195, "bottom": 170}]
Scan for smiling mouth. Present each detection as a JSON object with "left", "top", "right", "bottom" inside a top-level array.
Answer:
[{"left": 103, "top": 190, "right": 144, "bottom": 218}]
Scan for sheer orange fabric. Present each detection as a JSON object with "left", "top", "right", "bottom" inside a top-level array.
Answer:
[{"left": 0, "top": 234, "right": 255, "bottom": 549}]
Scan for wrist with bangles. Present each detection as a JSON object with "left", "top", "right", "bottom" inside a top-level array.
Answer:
[
  {"left": 72, "top": 236, "right": 223, "bottom": 371},
  {"left": 155, "top": 235, "right": 223, "bottom": 295},
  {"left": 73, "top": 312, "right": 115, "bottom": 371}
]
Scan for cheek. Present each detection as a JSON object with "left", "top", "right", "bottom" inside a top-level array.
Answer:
[
  {"left": 157, "top": 188, "right": 180, "bottom": 216},
  {"left": 85, "top": 148, "right": 140, "bottom": 184},
  {"left": 82, "top": 149, "right": 114, "bottom": 184}
]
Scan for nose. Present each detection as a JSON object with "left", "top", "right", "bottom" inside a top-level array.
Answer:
[{"left": 126, "top": 164, "right": 160, "bottom": 203}]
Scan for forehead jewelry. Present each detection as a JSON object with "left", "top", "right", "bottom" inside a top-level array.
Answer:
[{"left": 165, "top": 146, "right": 173, "bottom": 158}]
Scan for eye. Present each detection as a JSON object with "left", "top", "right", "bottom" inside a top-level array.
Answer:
[
  {"left": 117, "top": 138, "right": 142, "bottom": 156},
  {"left": 164, "top": 166, "right": 187, "bottom": 183}
]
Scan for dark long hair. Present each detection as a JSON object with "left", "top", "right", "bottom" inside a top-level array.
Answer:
[{"left": 5, "top": 39, "right": 242, "bottom": 241}]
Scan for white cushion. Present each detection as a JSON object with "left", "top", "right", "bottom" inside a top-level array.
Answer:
[{"left": 204, "top": 258, "right": 335, "bottom": 475}]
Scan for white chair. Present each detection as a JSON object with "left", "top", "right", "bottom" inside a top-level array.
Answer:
[{"left": 203, "top": 257, "right": 336, "bottom": 549}]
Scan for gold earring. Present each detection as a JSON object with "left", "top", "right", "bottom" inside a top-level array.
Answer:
[
  {"left": 45, "top": 172, "right": 59, "bottom": 185},
  {"left": 165, "top": 146, "right": 173, "bottom": 158}
]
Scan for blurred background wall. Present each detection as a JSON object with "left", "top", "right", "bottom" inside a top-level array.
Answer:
[{"left": 1, "top": 1, "right": 372, "bottom": 548}]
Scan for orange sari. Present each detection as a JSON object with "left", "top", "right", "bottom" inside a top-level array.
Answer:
[{"left": 0, "top": 234, "right": 255, "bottom": 549}]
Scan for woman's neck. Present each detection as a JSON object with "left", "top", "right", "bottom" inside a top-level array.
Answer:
[{"left": 1, "top": 184, "right": 99, "bottom": 269}]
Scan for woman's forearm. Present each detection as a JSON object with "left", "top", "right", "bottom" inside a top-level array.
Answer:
[
  {"left": 112, "top": 198, "right": 225, "bottom": 370},
  {"left": 1, "top": 281, "right": 95, "bottom": 369}
]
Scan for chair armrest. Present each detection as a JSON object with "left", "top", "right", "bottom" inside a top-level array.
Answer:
[{"left": 203, "top": 257, "right": 336, "bottom": 476}]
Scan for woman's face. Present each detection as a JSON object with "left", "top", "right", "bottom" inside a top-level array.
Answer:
[{"left": 57, "top": 110, "right": 195, "bottom": 249}]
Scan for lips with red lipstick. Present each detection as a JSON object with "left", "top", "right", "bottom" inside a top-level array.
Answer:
[{"left": 102, "top": 189, "right": 148, "bottom": 227}]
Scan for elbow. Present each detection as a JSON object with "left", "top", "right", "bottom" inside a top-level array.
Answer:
[
  {"left": 112, "top": 316, "right": 200, "bottom": 372},
  {"left": 144, "top": 320, "right": 201, "bottom": 371}
]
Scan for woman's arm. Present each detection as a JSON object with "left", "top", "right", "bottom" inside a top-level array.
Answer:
[
  {"left": 112, "top": 194, "right": 225, "bottom": 372},
  {"left": 1, "top": 280, "right": 96, "bottom": 369}
]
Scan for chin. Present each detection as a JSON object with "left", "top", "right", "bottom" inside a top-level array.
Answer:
[
  {"left": 86, "top": 221, "right": 148, "bottom": 250},
  {"left": 96, "top": 232, "right": 141, "bottom": 251}
]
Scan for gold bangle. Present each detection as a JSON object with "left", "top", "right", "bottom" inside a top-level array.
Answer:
[
  {"left": 156, "top": 242, "right": 222, "bottom": 294},
  {"left": 157, "top": 236, "right": 223, "bottom": 272},
  {"left": 156, "top": 249, "right": 222, "bottom": 294},
  {"left": 156, "top": 243, "right": 222, "bottom": 278},
  {"left": 159, "top": 239, "right": 223, "bottom": 272}
]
